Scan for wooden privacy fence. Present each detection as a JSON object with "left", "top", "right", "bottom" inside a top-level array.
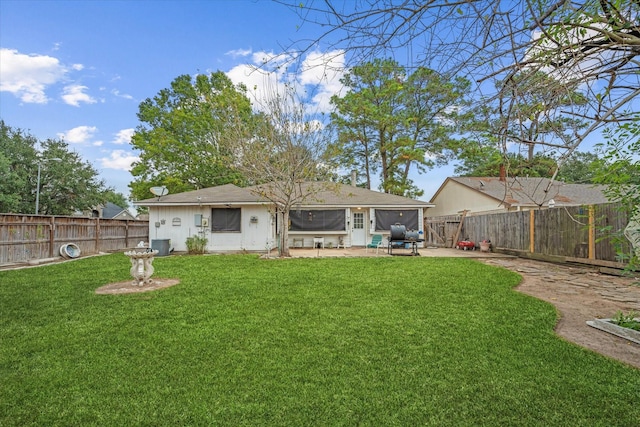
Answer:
[
  {"left": 426, "top": 203, "right": 632, "bottom": 267},
  {"left": 0, "top": 214, "right": 149, "bottom": 265}
]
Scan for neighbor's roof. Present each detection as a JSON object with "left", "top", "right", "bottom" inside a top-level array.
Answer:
[
  {"left": 431, "top": 177, "right": 609, "bottom": 207},
  {"left": 135, "top": 182, "right": 433, "bottom": 208},
  {"left": 102, "top": 202, "right": 130, "bottom": 219}
]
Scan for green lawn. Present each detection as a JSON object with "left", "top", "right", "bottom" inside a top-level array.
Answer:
[{"left": 1, "top": 254, "right": 639, "bottom": 426}]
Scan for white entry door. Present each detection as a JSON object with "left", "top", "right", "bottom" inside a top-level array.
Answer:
[{"left": 351, "top": 211, "right": 366, "bottom": 246}]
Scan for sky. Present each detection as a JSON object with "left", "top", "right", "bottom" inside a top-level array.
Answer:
[{"left": 1, "top": 0, "right": 457, "bottom": 207}]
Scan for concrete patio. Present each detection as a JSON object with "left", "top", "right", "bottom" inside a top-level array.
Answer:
[{"left": 283, "top": 246, "right": 514, "bottom": 258}]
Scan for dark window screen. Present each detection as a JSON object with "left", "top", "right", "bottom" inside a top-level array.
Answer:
[
  {"left": 211, "top": 208, "right": 241, "bottom": 232},
  {"left": 375, "top": 209, "right": 419, "bottom": 231},
  {"left": 290, "top": 209, "right": 346, "bottom": 231}
]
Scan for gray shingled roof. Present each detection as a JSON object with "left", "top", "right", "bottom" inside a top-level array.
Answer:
[
  {"left": 247, "top": 182, "right": 433, "bottom": 207},
  {"left": 135, "top": 182, "right": 433, "bottom": 207},
  {"left": 135, "top": 184, "right": 267, "bottom": 205},
  {"left": 102, "top": 202, "right": 128, "bottom": 219},
  {"left": 444, "top": 177, "right": 610, "bottom": 207}
]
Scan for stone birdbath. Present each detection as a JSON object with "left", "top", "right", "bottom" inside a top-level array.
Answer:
[{"left": 124, "top": 249, "right": 159, "bottom": 286}]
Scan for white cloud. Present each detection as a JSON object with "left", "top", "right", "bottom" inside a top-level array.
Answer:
[
  {"left": 299, "top": 50, "right": 345, "bottom": 85},
  {"left": 225, "top": 49, "right": 346, "bottom": 114},
  {"left": 226, "top": 63, "right": 287, "bottom": 110},
  {"left": 299, "top": 50, "right": 346, "bottom": 112},
  {"left": 111, "top": 89, "right": 134, "bottom": 100},
  {"left": 0, "top": 48, "right": 67, "bottom": 103},
  {"left": 57, "top": 125, "right": 97, "bottom": 144},
  {"left": 99, "top": 150, "right": 139, "bottom": 171},
  {"left": 71, "top": 64, "right": 84, "bottom": 71},
  {"left": 251, "top": 50, "right": 292, "bottom": 69},
  {"left": 113, "top": 128, "right": 135, "bottom": 145},
  {"left": 226, "top": 48, "right": 252, "bottom": 58},
  {"left": 62, "top": 84, "right": 96, "bottom": 106}
]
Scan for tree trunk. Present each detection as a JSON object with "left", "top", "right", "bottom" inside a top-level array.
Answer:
[
  {"left": 379, "top": 129, "right": 389, "bottom": 192},
  {"left": 364, "top": 148, "right": 372, "bottom": 189},
  {"left": 279, "top": 209, "right": 291, "bottom": 257}
]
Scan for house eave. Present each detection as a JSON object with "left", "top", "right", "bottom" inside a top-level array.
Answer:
[
  {"left": 133, "top": 201, "right": 269, "bottom": 207},
  {"left": 136, "top": 201, "right": 434, "bottom": 209}
]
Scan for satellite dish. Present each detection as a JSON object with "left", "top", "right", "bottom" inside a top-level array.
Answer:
[{"left": 150, "top": 186, "right": 169, "bottom": 197}]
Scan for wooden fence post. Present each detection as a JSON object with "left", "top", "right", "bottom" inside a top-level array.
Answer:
[
  {"left": 529, "top": 209, "right": 535, "bottom": 253},
  {"left": 95, "top": 218, "right": 100, "bottom": 253},
  {"left": 451, "top": 210, "right": 468, "bottom": 248},
  {"left": 588, "top": 205, "right": 595, "bottom": 259},
  {"left": 49, "top": 216, "right": 56, "bottom": 257}
]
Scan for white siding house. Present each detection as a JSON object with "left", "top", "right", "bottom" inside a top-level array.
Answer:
[
  {"left": 428, "top": 177, "right": 610, "bottom": 217},
  {"left": 135, "top": 182, "right": 434, "bottom": 253}
]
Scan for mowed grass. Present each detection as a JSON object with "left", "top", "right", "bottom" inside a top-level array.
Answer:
[{"left": 1, "top": 254, "right": 639, "bottom": 426}]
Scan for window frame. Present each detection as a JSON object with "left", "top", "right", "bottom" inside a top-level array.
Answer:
[
  {"left": 289, "top": 209, "right": 347, "bottom": 232},
  {"left": 374, "top": 209, "right": 419, "bottom": 231},
  {"left": 210, "top": 208, "right": 242, "bottom": 232}
]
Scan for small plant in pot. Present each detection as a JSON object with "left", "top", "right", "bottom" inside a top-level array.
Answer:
[{"left": 186, "top": 235, "right": 208, "bottom": 254}]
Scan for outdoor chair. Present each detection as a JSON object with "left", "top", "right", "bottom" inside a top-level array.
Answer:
[{"left": 366, "top": 234, "right": 385, "bottom": 254}]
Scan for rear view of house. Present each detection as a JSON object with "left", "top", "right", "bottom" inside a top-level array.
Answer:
[{"left": 135, "top": 182, "right": 433, "bottom": 253}]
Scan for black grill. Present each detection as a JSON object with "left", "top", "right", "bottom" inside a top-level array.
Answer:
[
  {"left": 388, "top": 223, "right": 423, "bottom": 256},
  {"left": 390, "top": 223, "right": 407, "bottom": 241}
]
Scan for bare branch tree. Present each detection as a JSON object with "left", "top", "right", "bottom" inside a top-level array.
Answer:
[
  {"left": 277, "top": 0, "right": 639, "bottom": 158},
  {"left": 225, "top": 82, "right": 338, "bottom": 257},
  {"left": 276, "top": 0, "right": 639, "bottom": 205}
]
